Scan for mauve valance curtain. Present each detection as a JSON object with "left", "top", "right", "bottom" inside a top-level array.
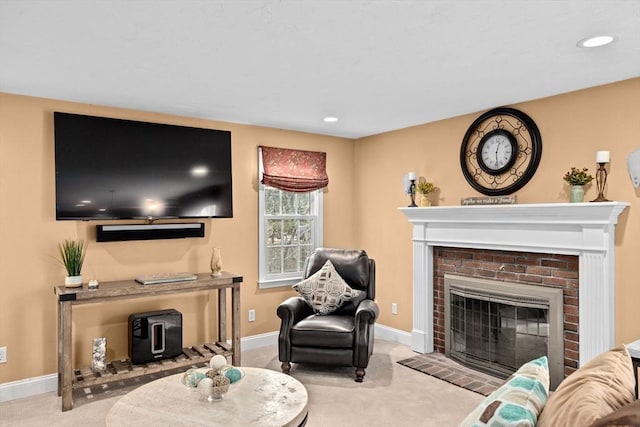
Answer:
[{"left": 260, "top": 145, "right": 329, "bottom": 193}]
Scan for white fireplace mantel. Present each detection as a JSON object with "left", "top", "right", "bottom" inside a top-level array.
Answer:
[{"left": 400, "top": 202, "right": 629, "bottom": 366}]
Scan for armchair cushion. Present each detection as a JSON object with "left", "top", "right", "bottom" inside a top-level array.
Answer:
[
  {"left": 293, "top": 260, "right": 366, "bottom": 315},
  {"left": 291, "top": 314, "right": 355, "bottom": 348}
]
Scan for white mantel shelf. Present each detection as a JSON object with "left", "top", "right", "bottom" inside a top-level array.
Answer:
[
  {"left": 400, "top": 201, "right": 629, "bottom": 366},
  {"left": 400, "top": 202, "right": 628, "bottom": 226}
]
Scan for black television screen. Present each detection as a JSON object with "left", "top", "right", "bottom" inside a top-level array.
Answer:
[{"left": 54, "top": 112, "right": 233, "bottom": 220}]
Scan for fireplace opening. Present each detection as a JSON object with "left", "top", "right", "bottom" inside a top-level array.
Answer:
[
  {"left": 444, "top": 274, "right": 564, "bottom": 389},
  {"left": 449, "top": 292, "right": 548, "bottom": 377}
]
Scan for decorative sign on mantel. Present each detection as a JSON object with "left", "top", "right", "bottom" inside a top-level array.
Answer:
[{"left": 461, "top": 195, "right": 517, "bottom": 205}]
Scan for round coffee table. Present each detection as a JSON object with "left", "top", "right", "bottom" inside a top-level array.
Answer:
[{"left": 106, "top": 367, "right": 308, "bottom": 427}]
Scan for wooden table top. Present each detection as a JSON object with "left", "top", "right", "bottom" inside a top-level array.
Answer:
[{"left": 54, "top": 272, "right": 243, "bottom": 302}]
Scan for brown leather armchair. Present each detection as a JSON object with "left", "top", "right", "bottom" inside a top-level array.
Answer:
[{"left": 277, "top": 248, "right": 379, "bottom": 382}]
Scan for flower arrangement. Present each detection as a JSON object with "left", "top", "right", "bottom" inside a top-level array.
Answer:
[
  {"left": 416, "top": 181, "right": 437, "bottom": 195},
  {"left": 563, "top": 167, "right": 594, "bottom": 186}
]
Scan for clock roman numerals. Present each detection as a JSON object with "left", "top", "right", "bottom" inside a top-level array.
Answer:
[{"left": 481, "top": 135, "right": 513, "bottom": 171}]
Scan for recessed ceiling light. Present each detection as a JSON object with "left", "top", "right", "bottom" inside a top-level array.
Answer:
[
  {"left": 323, "top": 117, "right": 339, "bottom": 123},
  {"left": 577, "top": 35, "right": 615, "bottom": 48}
]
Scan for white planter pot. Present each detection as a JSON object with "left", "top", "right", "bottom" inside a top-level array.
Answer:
[{"left": 65, "top": 275, "right": 83, "bottom": 287}]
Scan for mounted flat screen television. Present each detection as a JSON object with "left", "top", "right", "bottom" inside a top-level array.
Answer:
[{"left": 54, "top": 112, "right": 233, "bottom": 220}]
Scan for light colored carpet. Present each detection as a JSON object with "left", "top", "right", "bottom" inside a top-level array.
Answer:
[{"left": 0, "top": 339, "right": 484, "bottom": 426}]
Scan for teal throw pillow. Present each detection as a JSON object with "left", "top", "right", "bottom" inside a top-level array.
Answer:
[{"left": 459, "top": 355, "right": 550, "bottom": 427}]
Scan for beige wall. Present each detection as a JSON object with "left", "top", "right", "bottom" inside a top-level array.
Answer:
[
  {"left": 0, "top": 93, "right": 355, "bottom": 383},
  {"left": 355, "top": 77, "right": 640, "bottom": 342},
  {"left": 1, "top": 77, "right": 639, "bottom": 385}
]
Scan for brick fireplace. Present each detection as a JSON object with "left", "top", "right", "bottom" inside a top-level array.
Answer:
[
  {"left": 439, "top": 250, "right": 572, "bottom": 388},
  {"left": 401, "top": 202, "right": 628, "bottom": 375}
]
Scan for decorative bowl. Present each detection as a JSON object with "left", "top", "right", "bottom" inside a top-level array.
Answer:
[
  {"left": 196, "top": 377, "right": 230, "bottom": 402},
  {"left": 183, "top": 366, "right": 243, "bottom": 402}
]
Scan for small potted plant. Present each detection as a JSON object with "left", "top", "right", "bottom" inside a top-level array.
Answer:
[
  {"left": 563, "top": 167, "right": 594, "bottom": 203},
  {"left": 416, "top": 181, "right": 437, "bottom": 207},
  {"left": 58, "top": 239, "right": 87, "bottom": 287}
]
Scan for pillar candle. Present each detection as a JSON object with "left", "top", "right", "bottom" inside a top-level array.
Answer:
[
  {"left": 596, "top": 151, "right": 610, "bottom": 163},
  {"left": 408, "top": 171, "right": 416, "bottom": 180}
]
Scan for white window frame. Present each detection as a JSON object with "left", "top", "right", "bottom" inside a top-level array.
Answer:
[{"left": 258, "top": 149, "right": 323, "bottom": 289}]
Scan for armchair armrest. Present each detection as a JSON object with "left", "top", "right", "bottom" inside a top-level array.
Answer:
[
  {"left": 277, "top": 296, "right": 312, "bottom": 363},
  {"left": 355, "top": 299, "right": 379, "bottom": 324},
  {"left": 277, "top": 296, "right": 312, "bottom": 324}
]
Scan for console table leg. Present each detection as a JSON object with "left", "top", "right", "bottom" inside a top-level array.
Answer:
[
  {"left": 232, "top": 283, "right": 241, "bottom": 366},
  {"left": 57, "top": 301, "right": 62, "bottom": 396},
  {"left": 60, "top": 302, "right": 73, "bottom": 411},
  {"left": 218, "top": 288, "right": 227, "bottom": 343}
]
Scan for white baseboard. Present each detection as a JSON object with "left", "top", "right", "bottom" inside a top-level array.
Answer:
[
  {"left": 239, "top": 331, "right": 279, "bottom": 350},
  {"left": 0, "top": 332, "right": 280, "bottom": 403},
  {"left": 0, "top": 373, "right": 58, "bottom": 403},
  {"left": 375, "top": 323, "right": 412, "bottom": 346},
  {"left": 0, "top": 325, "right": 406, "bottom": 403}
]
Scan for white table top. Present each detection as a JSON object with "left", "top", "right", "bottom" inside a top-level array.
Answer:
[
  {"left": 628, "top": 339, "right": 640, "bottom": 359},
  {"left": 106, "top": 367, "right": 308, "bottom": 427}
]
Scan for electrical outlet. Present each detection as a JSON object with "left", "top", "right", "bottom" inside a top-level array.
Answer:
[
  {"left": 0, "top": 346, "right": 6, "bottom": 364},
  {"left": 248, "top": 309, "right": 256, "bottom": 322},
  {"left": 391, "top": 303, "right": 398, "bottom": 315}
]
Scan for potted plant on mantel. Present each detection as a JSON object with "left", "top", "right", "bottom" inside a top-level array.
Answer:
[
  {"left": 58, "top": 239, "right": 87, "bottom": 287},
  {"left": 563, "top": 167, "right": 594, "bottom": 203},
  {"left": 416, "top": 181, "right": 437, "bottom": 207}
]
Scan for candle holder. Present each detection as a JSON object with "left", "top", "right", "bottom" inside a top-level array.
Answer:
[
  {"left": 591, "top": 162, "right": 609, "bottom": 202},
  {"left": 408, "top": 179, "right": 417, "bottom": 207}
]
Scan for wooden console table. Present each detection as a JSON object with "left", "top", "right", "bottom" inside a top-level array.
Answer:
[{"left": 54, "top": 272, "right": 243, "bottom": 411}]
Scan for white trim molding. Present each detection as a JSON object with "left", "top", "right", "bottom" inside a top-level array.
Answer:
[
  {"left": 400, "top": 201, "right": 629, "bottom": 367},
  {"left": 375, "top": 324, "right": 412, "bottom": 347},
  {"left": 0, "top": 332, "right": 278, "bottom": 403},
  {"left": 0, "top": 326, "right": 405, "bottom": 403}
]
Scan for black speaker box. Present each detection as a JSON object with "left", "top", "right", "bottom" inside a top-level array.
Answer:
[
  {"left": 128, "top": 309, "right": 183, "bottom": 364},
  {"left": 96, "top": 223, "right": 205, "bottom": 242}
]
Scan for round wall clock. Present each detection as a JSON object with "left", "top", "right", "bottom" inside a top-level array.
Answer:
[{"left": 460, "top": 107, "right": 542, "bottom": 196}]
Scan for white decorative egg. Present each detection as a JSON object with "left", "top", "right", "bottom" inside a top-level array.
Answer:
[
  {"left": 209, "top": 355, "right": 227, "bottom": 371},
  {"left": 196, "top": 377, "right": 214, "bottom": 396}
]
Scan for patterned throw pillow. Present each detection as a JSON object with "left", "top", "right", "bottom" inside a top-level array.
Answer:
[
  {"left": 459, "top": 356, "right": 550, "bottom": 427},
  {"left": 293, "top": 260, "right": 363, "bottom": 315}
]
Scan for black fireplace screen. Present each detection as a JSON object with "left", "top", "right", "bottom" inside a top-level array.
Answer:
[{"left": 449, "top": 291, "right": 549, "bottom": 379}]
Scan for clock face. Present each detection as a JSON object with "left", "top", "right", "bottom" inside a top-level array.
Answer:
[
  {"left": 477, "top": 130, "right": 517, "bottom": 175},
  {"left": 460, "top": 107, "right": 542, "bottom": 196}
]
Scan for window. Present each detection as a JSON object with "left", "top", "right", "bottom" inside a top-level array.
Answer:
[
  {"left": 258, "top": 185, "right": 322, "bottom": 288},
  {"left": 258, "top": 187, "right": 322, "bottom": 289}
]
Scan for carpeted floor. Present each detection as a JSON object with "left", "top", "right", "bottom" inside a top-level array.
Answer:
[
  {"left": 0, "top": 339, "right": 485, "bottom": 426},
  {"left": 397, "top": 352, "right": 505, "bottom": 396}
]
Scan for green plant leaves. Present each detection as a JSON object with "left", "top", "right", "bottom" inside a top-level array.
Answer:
[{"left": 58, "top": 239, "right": 87, "bottom": 276}]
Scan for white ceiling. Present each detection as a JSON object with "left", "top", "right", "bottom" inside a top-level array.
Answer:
[{"left": 1, "top": 0, "right": 639, "bottom": 138}]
